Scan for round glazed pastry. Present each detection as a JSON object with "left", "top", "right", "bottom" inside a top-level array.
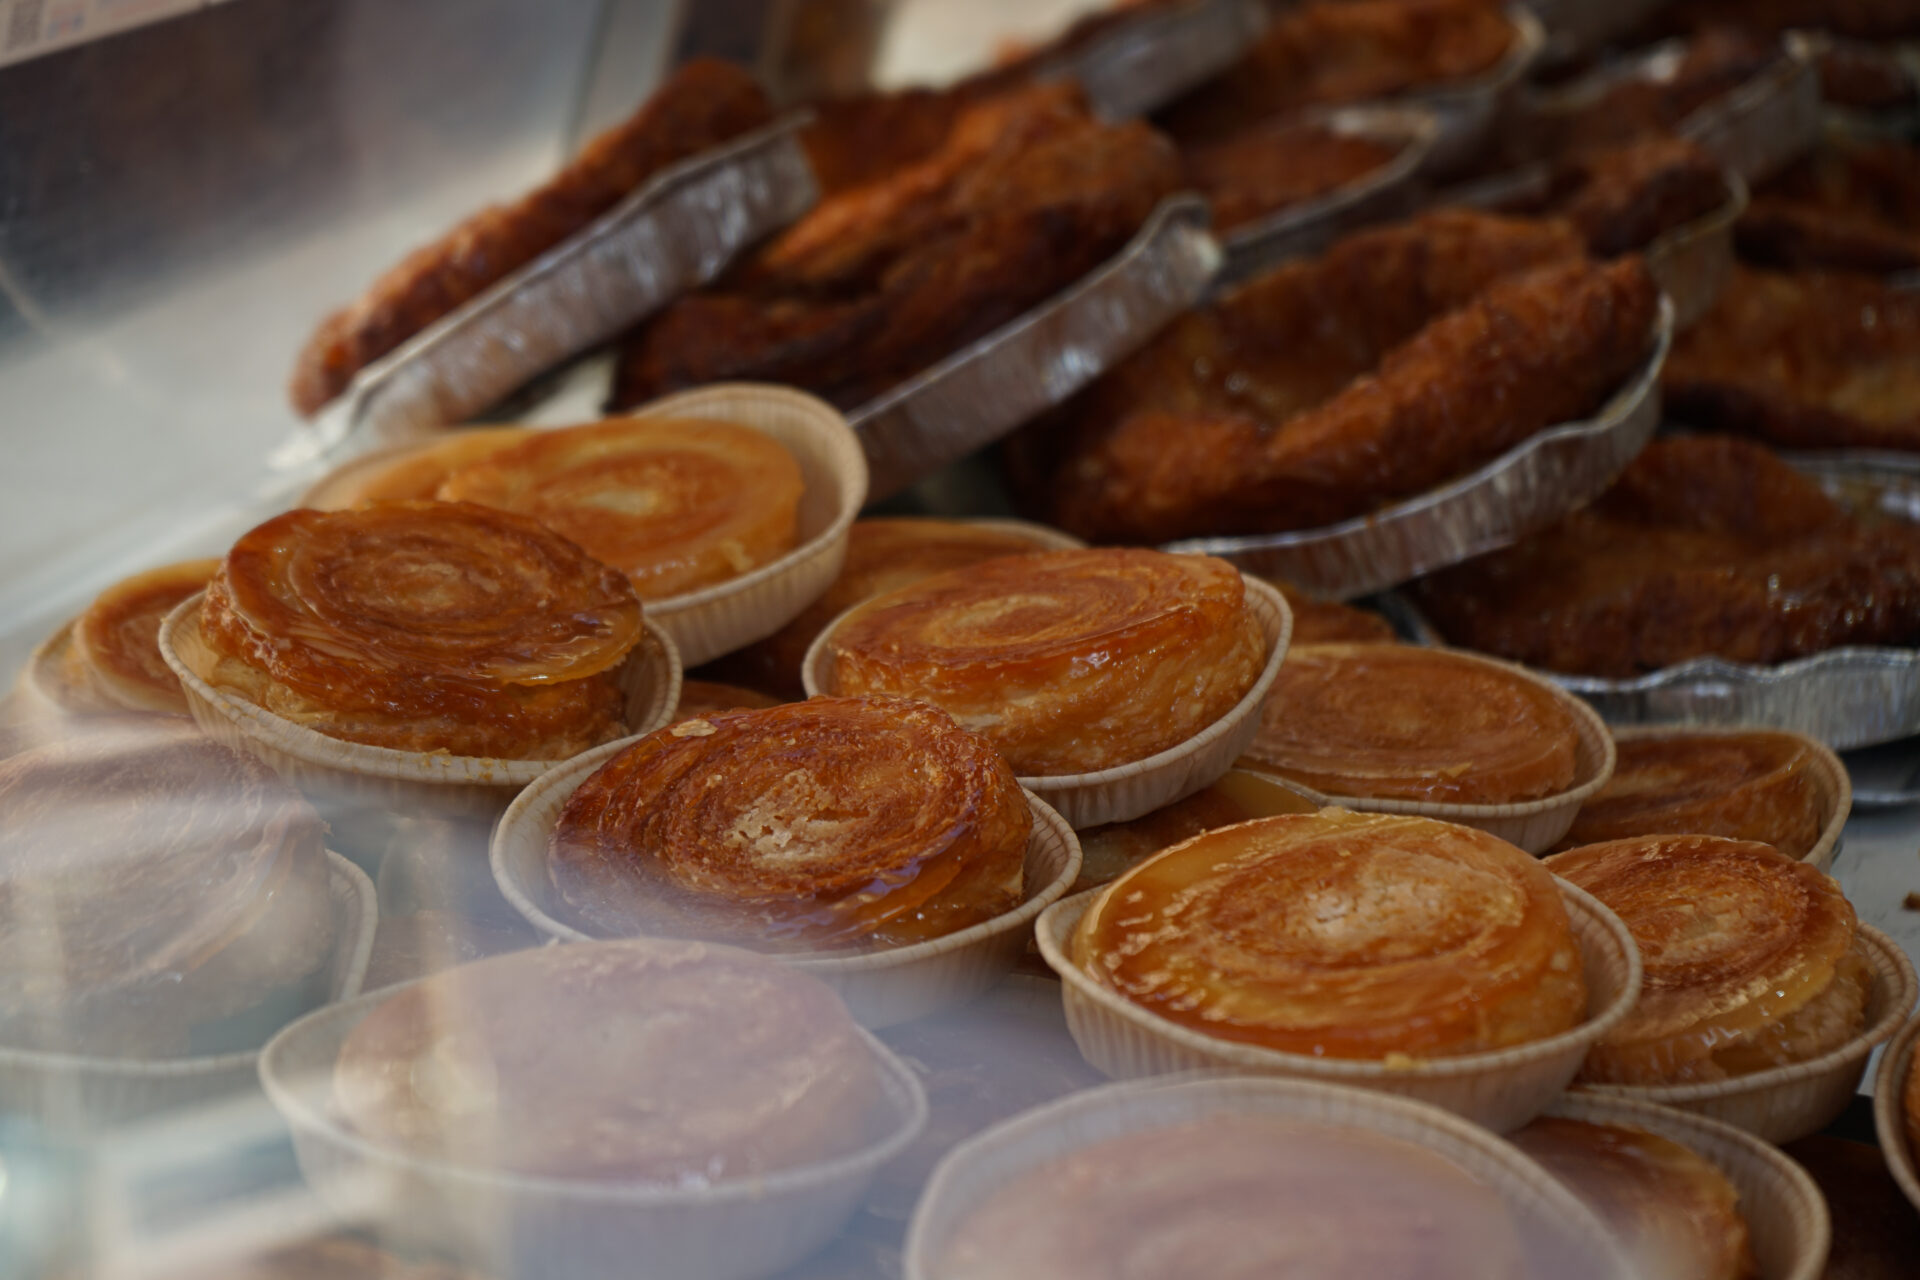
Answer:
[
  {"left": 0, "top": 718, "right": 334, "bottom": 1055},
  {"left": 1241, "top": 644, "right": 1581, "bottom": 804},
  {"left": 1555, "top": 732, "right": 1824, "bottom": 859},
  {"left": 186, "top": 501, "right": 643, "bottom": 759},
  {"left": 931, "top": 1114, "right": 1527, "bottom": 1280},
  {"left": 36, "top": 559, "right": 221, "bottom": 715},
  {"left": 1266, "top": 579, "right": 1396, "bottom": 644},
  {"left": 672, "top": 678, "right": 781, "bottom": 721},
  {"left": 1073, "top": 769, "right": 1316, "bottom": 893},
  {"left": 547, "top": 696, "right": 1031, "bottom": 950},
  {"left": 305, "top": 426, "right": 534, "bottom": 509},
  {"left": 1547, "top": 836, "right": 1869, "bottom": 1085},
  {"left": 1072, "top": 809, "right": 1588, "bottom": 1060},
  {"left": 332, "top": 939, "right": 882, "bottom": 1182},
  {"left": 436, "top": 416, "right": 804, "bottom": 599},
  {"left": 821, "top": 548, "right": 1267, "bottom": 776},
  {"left": 1511, "top": 1117, "right": 1757, "bottom": 1280}
]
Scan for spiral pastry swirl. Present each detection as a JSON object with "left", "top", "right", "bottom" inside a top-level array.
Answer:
[
  {"left": 824, "top": 548, "right": 1266, "bottom": 775},
  {"left": 547, "top": 695, "right": 1030, "bottom": 950},
  {"left": 65, "top": 559, "right": 219, "bottom": 714},
  {"left": 1556, "top": 733, "right": 1823, "bottom": 859},
  {"left": 1072, "top": 809, "right": 1588, "bottom": 1059},
  {"left": 199, "top": 501, "right": 642, "bottom": 759}
]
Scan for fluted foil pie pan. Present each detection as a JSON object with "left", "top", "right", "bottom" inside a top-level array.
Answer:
[
  {"left": 1871, "top": 1011, "right": 1920, "bottom": 1219},
  {"left": 1643, "top": 169, "right": 1746, "bottom": 331},
  {"left": 1033, "top": 0, "right": 1269, "bottom": 123},
  {"left": 1162, "top": 296, "right": 1672, "bottom": 600},
  {"left": 1399, "top": 7, "right": 1546, "bottom": 175}
]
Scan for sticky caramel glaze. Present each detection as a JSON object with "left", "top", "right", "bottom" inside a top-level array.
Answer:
[
  {"left": 1242, "top": 644, "right": 1581, "bottom": 804},
  {"left": 548, "top": 696, "right": 1030, "bottom": 950},
  {"left": 1548, "top": 836, "right": 1864, "bottom": 1085},
  {"left": 1073, "top": 770, "right": 1317, "bottom": 893},
  {"left": 305, "top": 427, "right": 533, "bottom": 509},
  {"left": 825, "top": 548, "right": 1266, "bottom": 775},
  {"left": 1074, "top": 810, "right": 1587, "bottom": 1059},
  {"left": 932, "top": 1113, "right": 1527, "bottom": 1280},
  {"left": 332, "top": 940, "right": 881, "bottom": 1182},
  {"left": 1511, "top": 1118, "right": 1758, "bottom": 1280},
  {"left": 1555, "top": 733, "right": 1823, "bottom": 859},
  {"left": 200, "top": 502, "right": 641, "bottom": 759},
  {"left": 67, "top": 558, "right": 218, "bottom": 713}
]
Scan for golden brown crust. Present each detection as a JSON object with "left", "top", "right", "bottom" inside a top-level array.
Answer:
[
  {"left": 1182, "top": 119, "right": 1398, "bottom": 232},
  {"left": 1073, "top": 809, "right": 1587, "bottom": 1059},
  {"left": 672, "top": 679, "right": 782, "bottom": 721},
  {"left": 1738, "top": 139, "right": 1920, "bottom": 275},
  {"left": 1547, "top": 835, "right": 1862, "bottom": 1085},
  {"left": 547, "top": 696, "right": 1030, "bottom": 950},
  {"left": 1073, "top": 770, "right": 1317, "bottom": 893},
  {"left": 824, "top": 548, "right": 1266, "bottom": 775},
  {"left": 436, "top": 417, "right": 802, "bottom": 600},
  {"left": 1266, "top": 579, "right": 1398, "bottom": 644},
  {"left": 1547, "top": 136, "right": 1730, "bottom": 258},
  {"left": 305, "top": 427, "right": 534, "bottom": 510},
  {"left": 198, "top": 502, "right": 642, "bottom": 759},
  {"left": 1907, "top": 1035, "right": 1920, "bottom": 1160},
  {"left": 1242, "top": 643, "right": 1581, "bottom": 804},
  {"left": 66, "top": 559, "right": 219, "bottom": 714}
]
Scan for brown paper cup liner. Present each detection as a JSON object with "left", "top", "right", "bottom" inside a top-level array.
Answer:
[
  {"left": 492, "top": 756, "right": 1082, "bottom": 1028},
  {"left": 1871, "top": 1010, "right": 1920, "bottom": 1219},
  {"left": 0, "top": 852, "right": 375, "bottom": 1130},
  {"left": 1245, "top": 647, "right": 1618, "bottom": 855},
  {"left": 1588, "top": 925, "right": 1917, "bottom": 1144},
  {"left": 258, "top": 987, "right": 926, "bottom": 1280},
  {"left": 903, "top": 1073, "right": 1632, "bottom": 1280},
  {"left": 804, "top": 575, "right": 1296, "bottom": 830},
  {"left": 160, "top": 593, "right": 683, "bottom": 818},
  {"left": 1545, "top": 1092, "right": 1830, "bottom": 1280},
  {"left": 1643, "top": 171, "right": 1746, "bottom": 331}
]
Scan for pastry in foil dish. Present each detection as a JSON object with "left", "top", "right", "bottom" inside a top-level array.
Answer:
[
  {"left": 1072, "top": 768, "right": 1316, "bottom": 893},
  {"left": 1536, "top": 136, "right": 1731, "bottom": 258},
  {"left": 1738, "top": 137, "right": 1920, "bottom": 276},
  {"left": 1547, "top": 835, "right": 1870, "bottom": 1085},
  {"left": 1180, "top": 116, "right": 1402, "bottom": 234},
  {"left": 1072, "top": 809, "right": 1588, "bottom": 1059},
  {"left": 1529, "top": 27, "right": 1784, "bottom": 158},
  {"left": 303, "top": 427, "right": 534, "bottom": 510},
  {"left": 46, "top": 559, "right": 218, "bottom": 715},
  {"left": 821, "top": 547, "right": 1266, "bottom": 775},
  {"left": 546, "top": 695, "right": 1030, "bottom": 950}
]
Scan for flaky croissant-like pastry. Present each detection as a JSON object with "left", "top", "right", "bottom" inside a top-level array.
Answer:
[{"left": 59, "top": 559, "right": 219, "bottom": 714}]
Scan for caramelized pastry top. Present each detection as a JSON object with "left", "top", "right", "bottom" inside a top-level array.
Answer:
[
  {"left": 437, "top": 417, "right": 804, "bottom": 600},
  {"left": 547, "top": 695, "right": 1030, "bottom": 950},
  {"left": 333, "top": 940, "right": 881, "bottom": 1182},
  {"left": 305, "top": 427, "right": 533, "bottom": 509},
  {"left": 199, "top": 501, "right": 642, "bottom": 758},
  {"left": 933, "top": 1113, "right": 1527, "bottom": 1280},
  {"left": 1557, "top": 732, "right": 1824, "bottom": 859},
  {"left": 1241, "top": 643, "right": 1581, "bottom": 804},
  {"left": 1074, "top": 770, "right": 1317, "bottom": 893},
  {"left": 1073, "top": 810, "right": 1587, "bottom": 1059},
  {"left": 69, "top": 558, "right": 219, "bottom": 714},
  {"left": 825, "top": 548, "right": 1267, "bottom": 775}
]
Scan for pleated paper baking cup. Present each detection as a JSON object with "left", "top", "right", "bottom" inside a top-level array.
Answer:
[
  {"left": 492, "top": 762, "right": 1083, "bottom": 1029},
  {"left": 160, "top": 594, "right": 682, "bottom": 819},
  {"left": 1870, "top": 1011, "right": 1920, "bottom": 1219},
  {"left": 0, "top": 852, "right": 375, "bottom": 1131},
  {"left": 903, "top": 1074, "right": 1633, "bottom": 1280},
  {"left": 1036, "top": 878, "right": 1641, "bottom": 1132},
  {"left": 258, "top": 994, "right": 926, "bottom": 1280},
  {"left": 804, "top": 576, "right": 1294, "bottom": 830},
  {"left": 1644, "top": 170, "right": 1746, "bottom": 331},
  {"left": 1588, "top": 925, "right": 1917, "bottom": 1144},
  {"left": 1244, "top": 648, "right": 1616, "bottom": 855},
  {"left": 1544, "top": 1093, "right": 1831, "bottom": 1280}
]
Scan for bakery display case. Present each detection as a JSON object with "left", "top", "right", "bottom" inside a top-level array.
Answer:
[{"left": 9, "top": 0, "right": 1920, "bottom": 1277}]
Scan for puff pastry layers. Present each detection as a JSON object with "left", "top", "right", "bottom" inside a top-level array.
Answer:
[
  {"left": 63, "top": 559, "right": 219, "bottom": 714},
  {"left": 1512, "top": 1118, "right": 1758, "bottom": 1280},
  {"left": 824, "top": 548, "right": 1266, "bottom": 775},
  {"left": 1242, "top": 643, "right": 1581, "bottom": 803},
  {"left": 306, "top": 427, "right": 532, "bottom": 509},
  {"left": 1074, "top": 770, "right": 1317, "bottom": 893},
  {"left": 437, "top": 417, "right": 803, "bottom": 600},
  {"left": 1557, "top": 733, "right": 1824, "bottom": 859},
  {"left": 932, "top": 1114, "right": 1527, "bottom": 1280},
  {"left": 1073, "top": 810, "right": 1588, "bottom": 1059},
  {"left": 547, "top": 696, "right": 1030, "bottom": 950},
  {"left": 1547, "top": 836, "right": 1868, "bottom": 1085},
  {"left": 197, "top": 502, "right": 642, "bottom": 759},
  {"left": 333, "top": 940, "right": 881, "bottom": 1182}
]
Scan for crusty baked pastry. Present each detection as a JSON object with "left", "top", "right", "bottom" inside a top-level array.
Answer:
[
  {"left": 1511, "top": 1117, "right": 1759, "bottom": 1280},
  {"left": 304, "top": 427, "right": 533, "bottom": 510},
  {"left": 332, "top": 940, "right": 882, "bottom": 1181},
  {"left": 1412, "top": 435, "right": 1920, "bottom": 676},
  {"left": 1738, "top": 138, "right": 1920, "bottom": 275},
  {"left": 547, "top": 696, "right": 1030, "bottom": 949},
  {"left": 436, "top": 417, "right": 803, "bottom": 600},
  {"left": 1266, "top": 579, "right": 1398, "bottom": 644},
  {"left": 1548, "top": 835, "right": 1870, "bottom": 1085},
  {"left": 53, "top": 559, "right": 219, "bottom": 714},
  {"left": 1181, "top": 118, "right": 1400, "bottom": 233},
  {"left": 1554, "top": 731, "right": 1825, "bottom": 859},
  {"left": 1073, "top": 769, "right": 1316, "bottom": 893},
  {"left": 671, "top": 679, "right": 781, "bottom": 721},
  {"left": 1533, "top": 28, "right": 1782, "bottom": 157},
  {"left": 186, "top": 502, "right": 643, "bottom": 758},
  {"left": 289, "top": 59, "right": 772, "bottom": 416},
  {"left": 1073, "top": 809, "right": 1588, "bottom": 1059},
  {"left": 822, "top": 548, "right": 1266, "bottom": 775},
  {"left": 932, "top": 1113, "right": 1528, "bottom": 1280},
  {"left": 1241, "top": 643, "right": 1581, "bottom": 804},
  {"left": 1544, "top": 136, "right": 1731, "bottom": 258}
]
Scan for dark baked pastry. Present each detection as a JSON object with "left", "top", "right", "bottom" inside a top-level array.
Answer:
[
  {"left": 1739, "top": 139, "right": 1920, "bottom": 275},
  {"left": 1266, "top": 579, "right": 1398, "bottom": 644},
  {"left": 1073, "top": 769, "right": 1317, "bottom": 893},
  {"left": 1534, "top": 28, "right": 1782, "bottom": 157},
  {"left": 671, "top": 679, "right": 781, "bottom": 721},
  {"left": 1545, "top": 136, "right": 1731, "bottom": 257},
  {"left": 1182, "top": 118, "right": 1400, "bottom": 233}
]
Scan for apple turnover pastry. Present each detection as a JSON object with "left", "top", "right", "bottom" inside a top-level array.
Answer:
[
  {"left": 1072, "top": 810, "right": 1587, "bottom": 1059},
  {"left": 1240, "top": 643, "right": 1581, "bottom": 804},
  {"left": 1547, "top": 836, "right": 1870, "bottom": 1085},
  {"left": 547, "top": 695, "right": 1030, "bottom": 950},
  {"left": 54, "top": 559, "right": 220, "bottom": 714},
  {"left": 190, "top": 502, "right": 643, "bottom": 759},
  {"left": 436, "top": 416, "right": 803, "bottom": 600},
  {"left": 304, "top": 426, "right": 532, "bottom": 509},
  {"left": 821, "top": 548, "right": 1266, "bottom": 775}
]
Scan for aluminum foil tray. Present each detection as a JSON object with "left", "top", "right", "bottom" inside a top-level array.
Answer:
[
  {"left": 1038, "top": 0, "right": 1269, "bottom": 123},
  {"left": 1523, "top": 0, "right": 1668, "bottom": 67},
  {"left": 1404, "top": 7, "right": 1545, "bottom": 175},
  {"left": 1821, "top": 37, "right": 1920, "bottom": 140},
  {"left": 1642, "top": 170, "right": 1746, "bottom": 331},
  {"left": 1161, "top": 296, "right": 1673, "bottom": 600},
  {"left": 852, "top": 194, "right": 1221, "bottom": 502}
]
